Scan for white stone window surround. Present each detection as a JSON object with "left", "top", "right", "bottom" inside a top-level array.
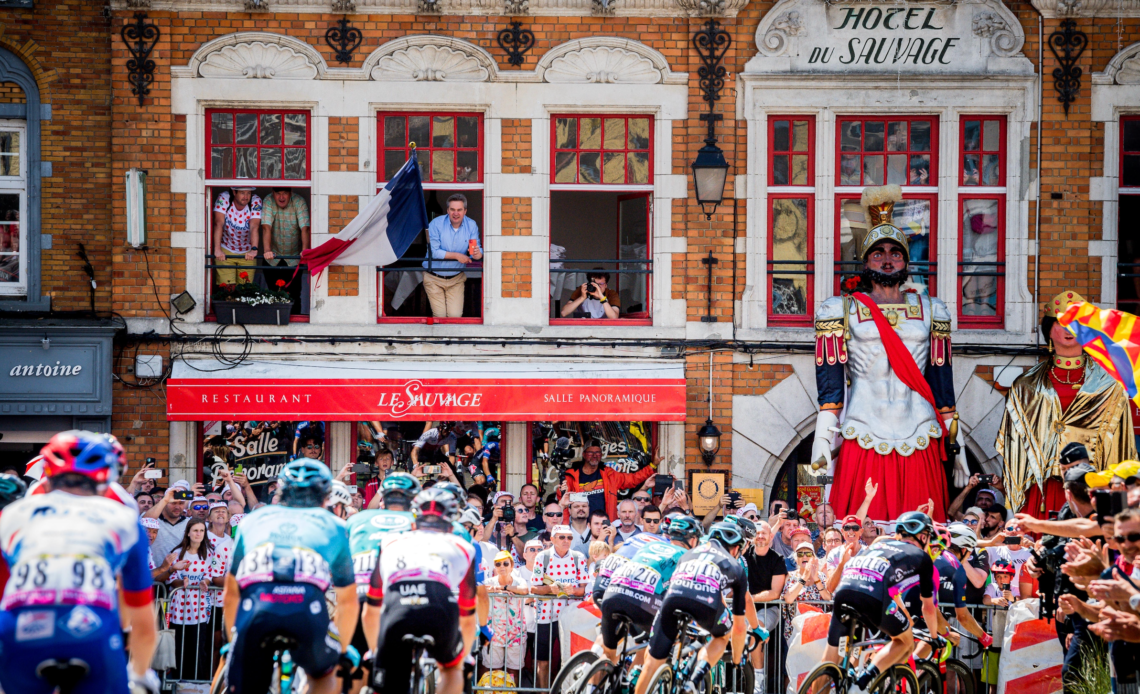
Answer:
[
  {"left": 735, "top": 78, "right": 1039, "bottom": 345},
  {"left": 164, "top": 32, "right": 691, "bottom": 337},
  {"left": 1090, "top": 42, "right": 1140, "bottom": 307}
]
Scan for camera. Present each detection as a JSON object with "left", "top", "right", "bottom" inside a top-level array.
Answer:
[
  {"left": 352, "top": 463, "right": 375, "bottom": 478},
  {"left": 587, "top": 282, "right": 598, "bottom": 295},
  {"left": 978, "top": 474, "right": 994, "bottom": 485},
  {"left": 501, "top": 506, "right": 515, "bottom": 523},
  {"left": 786, "top": 510, "right": 799, "bottom": 521}
]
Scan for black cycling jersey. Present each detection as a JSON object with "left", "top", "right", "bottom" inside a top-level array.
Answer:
[
  {"left": 835, "top": 538, "right": 934, "bottom": 605},
  {"left": 667, "top": 542, "right": 750, "bottom": 617}
]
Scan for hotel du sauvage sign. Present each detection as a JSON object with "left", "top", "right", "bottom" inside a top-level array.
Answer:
[{"left": 748, "top": 0, "right": 1030, "bottom": 75}]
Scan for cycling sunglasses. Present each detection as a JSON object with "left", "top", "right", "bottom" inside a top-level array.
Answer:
[
  {"left": 796, "top": 551, "right": 815, "bottom": 558},
  {"left": 1116, "top": 532, "right": 1140, "bottom": 544},
  {"left": 191, "top": 504, "right": 209, "bottom": 511},
  {"left": 494, "top": 560, "right": 512, "bottom": 567}
]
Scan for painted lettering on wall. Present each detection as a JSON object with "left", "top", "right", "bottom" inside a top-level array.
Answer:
[
  {"left": 8, "top": 362, "right": 83, "bottom": 377},
  {"left": 806, "top": 6, "right": 960, "bottom": 67}
]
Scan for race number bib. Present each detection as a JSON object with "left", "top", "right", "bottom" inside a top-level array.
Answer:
[
  {"left": 293, "top": 547, "right": 332, "bottom": 590},
  {"left": 235, "top": 543, "right": 276, "bottom": 588},
  {"left": 612, "top": 564, "right": 661, "bottom": 594},
  {"left": 353, "top": 552, "right": 377, "bottom": 585},
  {"left": 2, "top": 556, "right": 116, "bottom": 610}
]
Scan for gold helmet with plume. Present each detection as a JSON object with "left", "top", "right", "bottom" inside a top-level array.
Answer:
[{"left": 858, "top": 184, "right": 909, "bottom": 262}]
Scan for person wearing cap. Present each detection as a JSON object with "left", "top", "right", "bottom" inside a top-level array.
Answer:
[
  {"left": 824, "top": 515, "right": 867, "bottom": 590},
  {"left": 483, "top": 549, "right": 529, "bottom": 682},
  {"left": 811, "top": 185, "right": 967, "bottom": 523},
  {"left": 781, "top": 540, "right": 832, "bottom": 642},
  {"left": 998, "top": 290, "right": 1138, "bottom": 516},
  {"left": 188, "top": 495, "right": 210, "bottom": 522},
  {"left": 973, "top": 486, "right": 1005, "bottom": 512},
  {"left": 211, "top": 186, "right": 262, "bottom": 286},
  {"left": 785, "top": 524, "right": 815, "bottom": 571},
  {"left": 530, "top": 524, "right": 588, "bottom": 688},
  {"left": 260, "top": 186, "right": 310, "bottom": 310},
  {"left": 985, "top": 519, "right": 1035, "bottom": 599},
  {"left": 205, "top": 501, "right": 234, "bottom": 641},
  {"left": 558, "top": 442, "right": 658, "bottom": 526},
  {"left": 145, "top": 480, "right": 191, "bottom": 565}
]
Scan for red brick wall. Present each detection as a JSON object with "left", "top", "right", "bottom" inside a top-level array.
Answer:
[
  {"left": 502, "top": 118, "right": 531, "bottom": 175},
  {"left": 328, "top": 195, "right": 359, "bottom": 296},
  {"left": 329, "top": 116, "right": 359, "bottom": 172},
  {"left": 501, "top": 251, "right": 532, "bottom": 298}
]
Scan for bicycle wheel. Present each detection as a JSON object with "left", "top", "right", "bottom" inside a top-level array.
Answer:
[
  {"left": 576, "top": 660, "right": 616, "bottom": 694},
  {"left": 797, "top": 663, "right": 845, "bottom": 694},
  {"left": 713, "top": 660, "right": 755, "bottom": 694},
  {"left": 870, "top": 664, "right": 920, "bottom": 694},
  {"left": 914, "top": 660, "right": 941, "bottom": 694},
  {"left": 551, "top": 651, "right": 600, "bottom": 694},
  {"left": 642, "top": 664, "right": 675, "bottom": 694},
  {"left": 943, "top": 660, "right": 974, "bottom": 694}
]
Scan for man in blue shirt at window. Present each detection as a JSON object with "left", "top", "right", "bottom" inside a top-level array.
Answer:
[{"left": 423, "top": 193, "right": 482, "bottom": 318}]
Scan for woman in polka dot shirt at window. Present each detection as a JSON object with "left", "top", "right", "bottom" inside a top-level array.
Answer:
[{"left": 165, "top": 518, "right": 224, "bottom": 681}]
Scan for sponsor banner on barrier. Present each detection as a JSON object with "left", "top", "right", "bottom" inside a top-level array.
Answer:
[{"left": 996, "top": 599, "right": 1063, "bottom": 694}]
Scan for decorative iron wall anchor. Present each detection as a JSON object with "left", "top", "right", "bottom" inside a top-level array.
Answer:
[
  {"left": 121, "top": 13, "right": 160, "bottom": 107},
  {"left": 325, "top": 17, "right": 363, "bottom": 64},
  {"left": 693, "top": 19, "right": 730, "bottom": 105},
  {"left": 497, "top": 21, "right": 535, "bottom": 66},
  {"left": 1049, "top": 18, "right": 1087, "bottom": 116}
]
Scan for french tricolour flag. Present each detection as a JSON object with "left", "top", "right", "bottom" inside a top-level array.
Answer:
[{"left": 300, "top": 151, "right": 429, "bottom": 279}]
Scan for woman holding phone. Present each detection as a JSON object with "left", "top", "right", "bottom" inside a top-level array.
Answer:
[{"left": 164, "top": 519, "right": 224, "bottom": 681}]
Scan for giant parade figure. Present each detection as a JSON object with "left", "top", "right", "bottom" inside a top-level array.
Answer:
[
  {"left": 996, "top": 290, "right": 1137, "bottom": 516},
  {"left": 811, "top": 185, "right": 968, "bottom": 521}
]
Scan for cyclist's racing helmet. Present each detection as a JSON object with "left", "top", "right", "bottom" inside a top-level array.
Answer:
[
  {"left": 380, "top": 472, "right": 422, "bottom": 509},
  {"left": 724, "top": 514, "right": 758, "bottom": 541},
  {"left": 706, "top": 521, "right": 746, "bottom": 550},
  {"left": 432, "top": 480, "right": 468, "bottom": 508},
  {"left": 0, "top": 472, "right": 27, "bottom": 510},
  {"left": 412, "top": 487, "right": 461, "bottom": 529},
  {"left": 277, "top": 457, "right": 333, "bottom": 508},
  {"left": 40, "top": 430, "right": 118, "bottom": 484},
  {"left": 947, "top": 523, "right": 978, "bottom": 550},
  {"left": 895, "top": 511, "right": 935, "bottom": 541},
  {"left": 663, "top": 513, "right": 702, "bottom": 544},
  {"left": 328, "top": 480, "right": 353, "bottom": 508}
]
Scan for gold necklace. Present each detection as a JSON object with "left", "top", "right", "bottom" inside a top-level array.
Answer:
[{"left": 1051, "top": 354, "right": 1085, "bottom": 388}]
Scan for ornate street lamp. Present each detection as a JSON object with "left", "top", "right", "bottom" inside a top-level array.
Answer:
[{"left": 691, "top": 19, "right": 731, "bottom": 220}]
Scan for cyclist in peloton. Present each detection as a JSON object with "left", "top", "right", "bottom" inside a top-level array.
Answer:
[
  {"left": 222, "top": 458, "right": 359, "bottom": 694},
  {"left": 346, "top": 472, "right": 419, "bottom": 690},
  {"left": 592, "top": 524, "right": 668, "bottom": 605},
  {"left": 327, "top": 480, "right": 355, "bottom": 520},
  {"left": 823, "top": 511, "right": 941, "bottom": 689},
  {"left": 363, "top": 487, "right": 478, "bottom": 694},
  {"left": 0, "top": 431, "right": 160, "bottom": 694},
  {"left": 636, "top": 521, "right": 751, "bottom": 694},
  {"left": 942, "top": 523, "right": 991, "bottom": 648},
  {"left": 600, "top": 513, "right": 703, "bottom": 668},
  {"left": 0, "top": 471, "right": 27, "bottom": 593}
]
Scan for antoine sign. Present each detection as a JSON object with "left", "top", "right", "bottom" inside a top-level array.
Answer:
[{"left": 750, "top": 0, "right": 1028, "bottom": 75}]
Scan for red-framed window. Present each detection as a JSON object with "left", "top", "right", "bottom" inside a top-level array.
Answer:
[
  {"left": 957, "top": 116, "right": 1006, "bottom": 327},
  {"left": 834, "top": 116, "right": 938, "bottom": 297},
  {"left": 207, "top": 109, "right": 310, "bottom": 181},
  {"left": 1123, "top": 115, "right": 1140, "bottom": 189},
  {"left": 551, "top": 115, "right": 653, "bottom": 185},
  {"left": 835, "top": 193, "right": 937, "bottom": 296},
  {"left": 836, "top": 116, "right": 937, "bottom": 187},
  {"left": 960, "top": 116, "right": 1005, "bottom": 187},
  {"left": 767, "top": 116, "right": 815, "bottom": 326},
  {"left": 378, "top": 112, "right": 482, "bottom": 184}
]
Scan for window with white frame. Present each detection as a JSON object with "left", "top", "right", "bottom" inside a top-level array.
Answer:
[{"left": 0, "top": 120, "right": 26, "bottom": 294}]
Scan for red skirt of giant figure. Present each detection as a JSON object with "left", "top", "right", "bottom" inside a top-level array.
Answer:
[
  {"left": 1020, "top": 477, "right": 1067, "bottom": 519},
  {"left": 829, "top": 440, "right": 948, "bottom": 522}
]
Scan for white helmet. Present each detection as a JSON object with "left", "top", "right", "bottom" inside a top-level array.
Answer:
[
  {"left": 947, "top": 522, "right": 977, "bottom": 549},
  {"left": 328, "top": 480, "right": 353, "bottom": 508}
]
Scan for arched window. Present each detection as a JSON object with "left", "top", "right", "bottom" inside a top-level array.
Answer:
[{"left": 0, "top": 47, "right": 43, "bottom": 310}]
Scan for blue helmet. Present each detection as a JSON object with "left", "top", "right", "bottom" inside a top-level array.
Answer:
[
  {"left": 664, "top": 513, "right": 702, "bottom": 544},
  {"left": 895, "top": 511, "right": 934, "bottom": 540},
  {"left": 431, "top": 481, "right": 468, "bottom": 508},
  {"left": 706, "top": 521, "right": 745, "bottom": 550},
  {"left": 483, "top": 427, "right": 501, "bottom": 442},
  {"left": 277, "top": 457, "right": 332, "bottom": 507},
  {"left": 380, "top": 472, "right": 422, "bottom": 508}
]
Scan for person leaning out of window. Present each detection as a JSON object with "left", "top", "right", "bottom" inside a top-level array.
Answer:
[
  {"left": 212, "top": 186, "right": 261, "bottom": 285},
  {"left": 260, "top": 186, "right": 310, "bottom": 308},
  {"left": 560, "top": 268, "right": 620, "bottom": 319},
  {"left": 424, "top": 193, "right": 482, "bottom": 318}
]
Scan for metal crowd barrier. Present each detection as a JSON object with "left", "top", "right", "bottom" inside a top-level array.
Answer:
[{"left": 152, "top": 588, "right": 1013, "bottom": 694}]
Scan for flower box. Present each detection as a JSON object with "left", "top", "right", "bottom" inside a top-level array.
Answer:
[{"left": 213, "top": 301, "right": 293, "bottom": 325}]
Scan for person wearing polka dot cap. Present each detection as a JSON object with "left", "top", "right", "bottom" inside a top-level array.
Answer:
[{"left": 997, "top": 289, "right": 1138, "bottom": 517}]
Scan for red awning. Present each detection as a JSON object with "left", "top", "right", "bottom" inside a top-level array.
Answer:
[{"left": 167, "top": 359, "right": 686, "bottom": 421}]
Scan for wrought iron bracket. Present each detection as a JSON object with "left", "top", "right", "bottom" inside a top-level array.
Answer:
[
  {"left": 1049, "top": 18, "right": 1087, "bottom": 117},
  {"left": 701, "top": 250, "right": 719, "bottom": 322},
  {"left": 693, "top": 19, "right": 731, "bottom": 106},
  {"left": 121, "top": 12, "right": 160, "bottom": 107},
  {"left": 325, "top": 17, "right": 362, "bottom": 64},
  {"left": 496, "top": 21, "right": 535, "bottom": 67}
]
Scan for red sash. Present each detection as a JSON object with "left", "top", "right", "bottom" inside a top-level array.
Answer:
[{"left": 851, "top": 292, "right": 947, "bottom": 435}]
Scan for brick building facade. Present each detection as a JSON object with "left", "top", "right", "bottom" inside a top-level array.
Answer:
[{"left": 0, "top": 0, "right": 1137, "bottom": 514}]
